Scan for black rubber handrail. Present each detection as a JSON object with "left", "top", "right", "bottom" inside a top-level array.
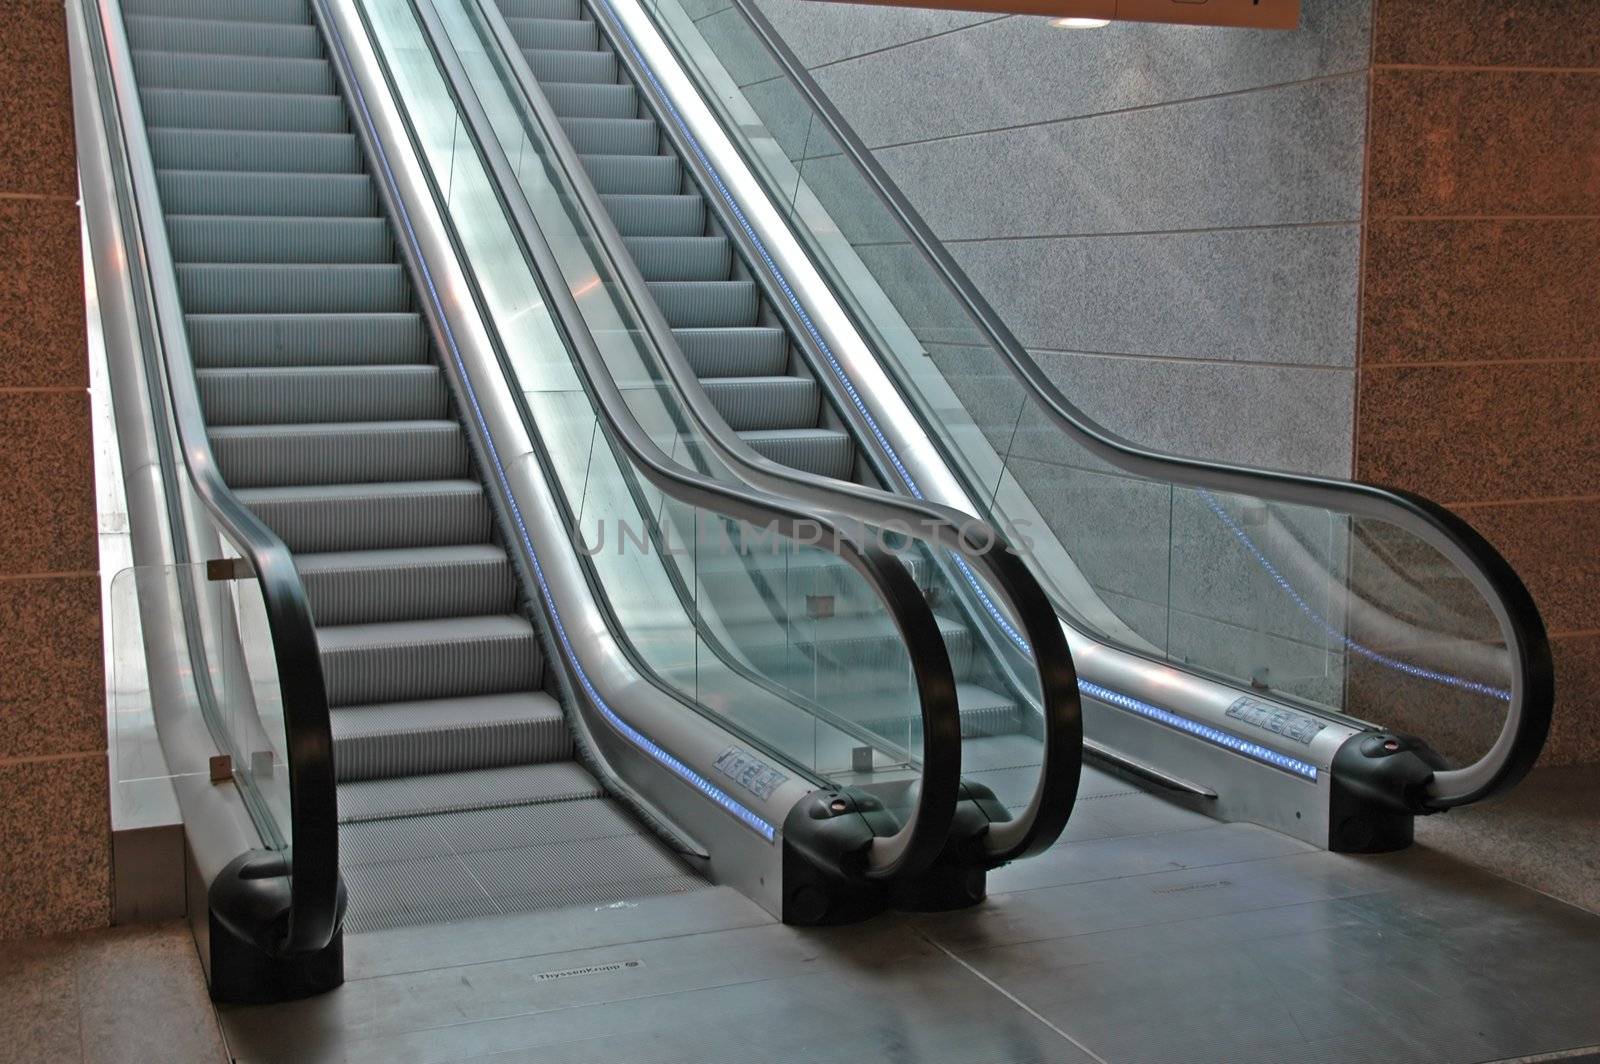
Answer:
[
  {"left": 465, "top": 0, "right": 1083, "bottom": 860},
  {"left": 348, "top": 0, "right": 965, "bottom": 881},
  {"left": 84, "top": 0, "right": 340, "bottom": 954},
  {"left": 683, "top": 0, "right": 1554, "bottom": 809}
]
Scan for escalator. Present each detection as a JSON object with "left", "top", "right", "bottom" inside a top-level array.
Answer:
[
  {"left": 437, "top": 0, "right": 1554, "bottom": 853},
  {"left": 75, "top": 0, "right": 1081, "bottom": 1005}
]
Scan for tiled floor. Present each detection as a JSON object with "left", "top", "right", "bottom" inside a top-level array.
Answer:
[
  {"left": 6, "top": 767, "right": 1598, "bottom": 1063},
  {"left": 0, "top": 921, "right": 227, "bottom": 1064}
]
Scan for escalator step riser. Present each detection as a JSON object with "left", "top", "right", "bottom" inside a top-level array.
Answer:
[
  {"left": 242, "top": 485, "right": 492, "bottom": 553},
  {"left": 505, "top": 15, "right": 599, "bottom": 52},
  {"left": 599, "top": 194, "right": 705, "bottom": 237},
  {"left": 176, "top": 264, "right": 409, "bottom": 314},
  {"left": 169, "top": 216, "right": 392, "bottom": 264},
  {"left": 742, "top": 431, "right": 855, "bottom": 481},
  {"left": 300, "top": 555, "right": 517, "bottom": 626},
  {"left": 158, "top": 171, "right": 377, "bottom": 217},
  {"left": 141, "top": 88, "right": 347, "bottom": 134},
  {"left": 124, "top": 16, "right": 323, "bottom": 60},
  {"left": 187, "top": 313, "right": 428, "bottom": 368},
  {"left": 522, "top": 47, "right": 616, "bottom": 84},
  {"left": 623, "top": 236, "right": 731, "bottom": 282},
  {"left": 500, "top": 0, "right": 583, "bottom": 19},
  {"left": 149, "top": 129, "right": 362, "bottom": 174},
  {"left": 647, "top": 281, "right": 758, "bottom": 329},
  {"left": 701, "top": 377, "right": 819, "bottom": 432},
  {"left": 320, "top": 632, "right": 541, "bottom": 707},
  {"left": 132, "top": 52, "right": 336, "bottom": 96},
  {"left": 335, "top": 714, "right": 574, "bottom": 782},
  {"left": 559, "top": 117, "right": 660, "bottom": 156},
  {"left": 122, "top": 0, "right": 312, "bottom": 24},
  {"left": 197, "top": 366, "right": 447, "bottom": 425},
  {"left": 580, "top": 153, "right": 680, "bottom": 195},
  {"left": 544, "top": 81, "right": 638, "bottom": 120},
  {"left": 671, "top": 327, "right": 788, "bottom": 378},
  {"left": 212, "top": 423, "right": 467, "bottom": 487}
]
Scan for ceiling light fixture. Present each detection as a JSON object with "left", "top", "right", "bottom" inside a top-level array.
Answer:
[{"left": 1049, "top": 16, "right": 1110, "bottom": 27}]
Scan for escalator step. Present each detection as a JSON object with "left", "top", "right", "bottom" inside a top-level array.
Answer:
[
  {"left": 157, "top": 170, "right": 376, "bottom": 216},
  {"left": 210, "top": 420, "right": 467, "bottom": 487},
  {"left": 148, "top": 128, "right": 362, "bottom": 173},
  {"left": 623, "top": 236, "right": 731, "bottom": 282},
  {"left": 741, "top": 428, "right": 855, "bottom": 481},
  {"left": 168, "top": 215, "right": 392, "bottom": 264},
  {"left": 175, "top": 263, "right": 409, "bottom": 313},
  {"left": 333, "top": 693, "right": 570, "bottom": 782},
  {"left": 318, "top": 614, "right": 541, "bottom": 707},
  {"left": 140, "top": 87, "right": 346, "bottom": 133},
  {"left": 646, "top": 280, "right": 759, "bottom": 328},
  {"left": 131, "top": 51, "right": 335, "bottom": 96},
  {"left": 237, "top": 480, "right": 492, "bottom": 553},
  {"left": 671, "top": 327, "right": 787, "bottom": 378},
  {"left": 122, "top": 0, "right": 311, "bottom": 24},
  {"left": 701, "top": 376, "right": 820, "bottom": 432},
  {"left": 504, "top": 15, "right": 599, "bottom": 52},
  {"left": 544, "top": 81, "right": 638, "bottom": 120},
  {"left": 338, "top": 761, "right": 605, "bottom": 823},
  {"left": 186, "top": 312, "right": 428, "bottom": 368},
  {"left": 580, "top": 153, "right": 680, "bottom": 195},
  {"left": 599, "top": 193, "right": 705, "bottom": 236},
  {"left": 558, "top": 116, "right": 660, "bottom": 156},
  {"left": 196, "top": 365, "right": 447, "bottom": 425},
  {"left": 500, "top": 0, "right": 583, "bottom": 19},
  {"left": 124, "top": 15, "right": 323, "bottom": 60},
  {"left": 297, "top": 544, "right": 517, "bottom": 626},
  {"left": 522, "top": 47, "right": 616, "bottom": 84}
]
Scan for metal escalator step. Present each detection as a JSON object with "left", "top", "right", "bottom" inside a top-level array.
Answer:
[
  {"left": 132, "top": 51, "right": 335, "bottom": 96},
  {"left": 672, "top": 327, "right": 787, "bottom": 378},
  {"left": 850, "top": 684, "right": 1025, "bottom": 745},
  {"left": 701, "top": 376, "right": 819, "bottom": 432},
  {"left": 498, "top": 0, "right": 582, "bottom": 20},
  {"left": 522, "top": 46, "right": 616, "bottom": 84},
  {"left": 580, "top": 152, "right": 679, "bottom": 196},
  {"left": 187, "top": 312, "right": 428, "bottom": 368},
  {"left": 338, "top": 762, "right": 605, "bottom": 823},
  {"left": 559, "top": 116, "right": 660, "bottom": 156},
  {"left": 622, "top": 235, "right": 730, "bottom": 281},
  {"left": 211, "top": 420, "right": 467, "bottom": 487},
  {"left": 743, "top": 613, "right": 975, "bottom": 695},
  {"left": 332, "top": 693, "right": 568, "bottom": 782},
  {"left": 740, "top": 427, "right": 854, "bottom": 480},
  {"left": 504, "top": 15, "right": 599, "bottom": 52},
  {"left": 599, "top": 193, "right": 705, "bottom": 237},
  {"left": 140, "top": 87, "right": 345, "bottom": 134},
  {"left": 297, "top": 544, "right": 516, "bottom": 626},
  {"left": 646, "top": 280, "right": 758, "bottom": 328},
  {"left": 196, "top": 365, "right": 446, "bottom": 425},
  {"left": 543, "top": 81, "right": 637, "bottom": 120},
  {"left": 237, "top": 480, "right": 491, "bottom": 553},
  {"left": 318, "top": 613, "right": 541, "bottom": 708},
  {"left": 148, "top": 128, "right": 361, "bottom": 174},
  {"left": 157, "top": 170, "right": 376, "bottom": 216},
  {"left": 175, "top": 263, "right": 409, "bottom": 313},
  {"left": 168, "top": 215, "right": 391, "bottom": 264},
  {"left": 122, "top": 0, "right": 311, "bottom": 24},
  {"left": 124, "top": 16, "right": 323, "bottom": 60}
]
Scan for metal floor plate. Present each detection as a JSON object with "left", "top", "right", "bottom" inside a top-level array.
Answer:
[{"left": 222, "top": 774, "right": 1600, "bottom": 1063}]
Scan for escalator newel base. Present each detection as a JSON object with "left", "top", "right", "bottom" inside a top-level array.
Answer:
[
  {"left": 781, "top": 790, "right": 888, "bottom": 926},
  {"left": 1326, "top": 731, "right": 1448, "bottom": 853},
  {"left": 890, "top": 782, "right": 1005, "bottom": 912},
  {"left": 207, "top": 851, "right": 346, "bottom": 1004}
]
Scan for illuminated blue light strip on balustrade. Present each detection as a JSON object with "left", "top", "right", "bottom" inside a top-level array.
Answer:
[{"left": 332, "top": 18, "right": 775, "bottom": 842}]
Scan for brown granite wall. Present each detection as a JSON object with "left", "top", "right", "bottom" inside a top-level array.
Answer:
[
  {"left": 0, "top": 0, "right": 111, "bottom": 936},
  {"left": 1359, "top": 1, "right": 1600, "bottom": 765}
]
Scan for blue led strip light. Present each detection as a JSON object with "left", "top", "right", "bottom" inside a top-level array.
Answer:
[
  {"left": 328, "top": 18, "right": 775, "bottom": 842},
  {"left": 1197, "top": 490, "right": 1512, "bottom": 703},
  {"left": 1080, "top": 680, "right": 1319, "bottom": 780},
  {"left": 595, "top": 0, "right": 1332, "bottom": 782}
]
